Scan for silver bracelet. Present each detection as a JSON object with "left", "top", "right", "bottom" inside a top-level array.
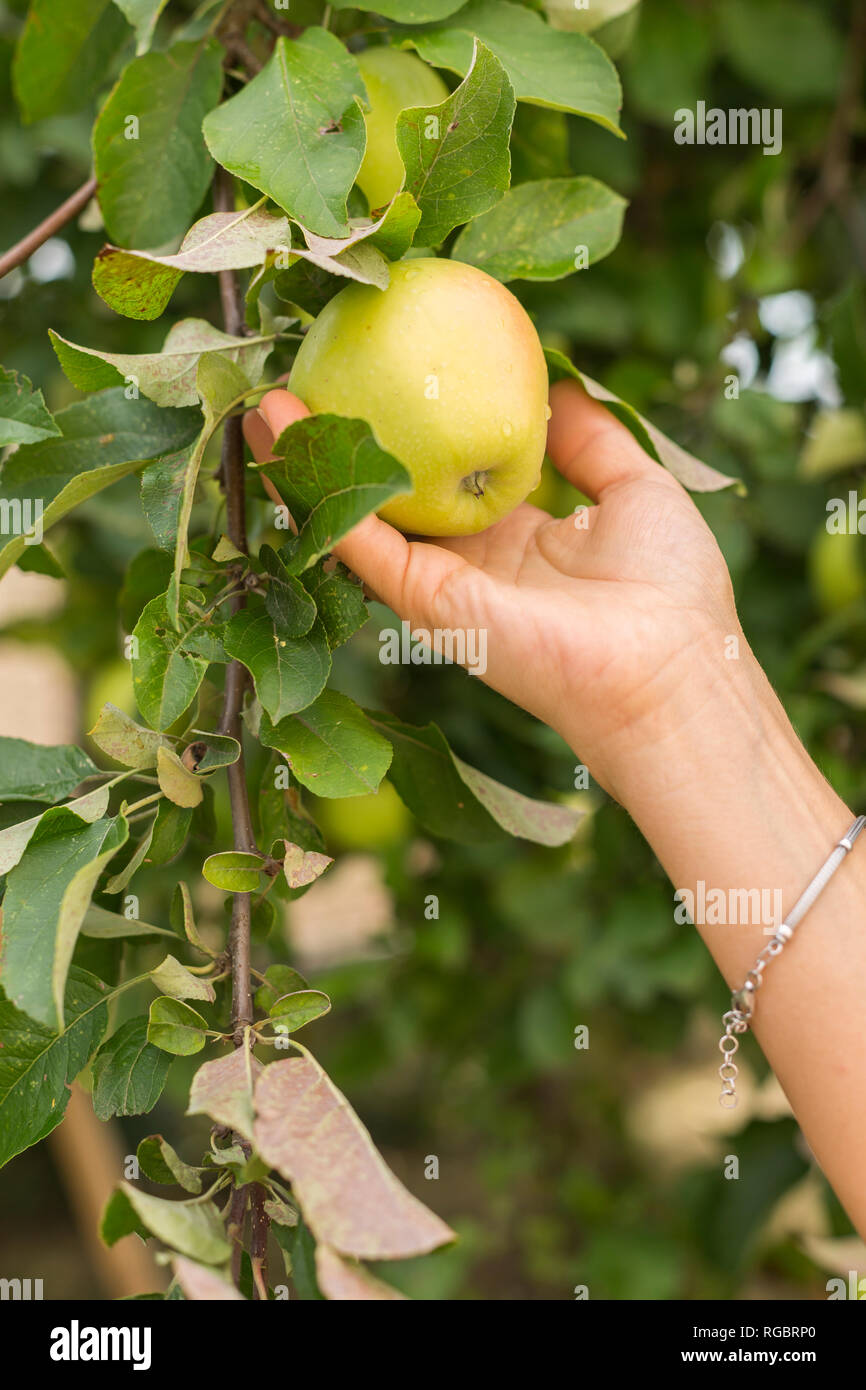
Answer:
[{"left": 717, "top": 815, "right": 866, "bottom": 1108}]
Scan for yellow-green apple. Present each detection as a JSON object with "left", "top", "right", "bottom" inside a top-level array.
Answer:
[
  {"left": 356, "top": 47, "right": 449, "bottom": 211},
  {"left": 288, "top": 257, "right": 550, "bottom": 536},
  {"left": 544, "top": 0, "right": 641, "bottom": 56},
  {"left": 314, "top": 782, "right": 410, "bottom": 850},
  {"left": 809, "top": 525, "right": 866, "bottom": 614}
]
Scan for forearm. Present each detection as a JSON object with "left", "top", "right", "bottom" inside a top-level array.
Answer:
[{"left": 568, "top": 638, "right": 866, "bottom": 1235}]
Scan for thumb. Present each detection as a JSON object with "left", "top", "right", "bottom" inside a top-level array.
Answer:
[{"left": 242, "top": 388, "right": 311, "bottom": 463}]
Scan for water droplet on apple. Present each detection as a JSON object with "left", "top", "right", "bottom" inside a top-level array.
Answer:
[
  {"left": 502, "top": 420, "right": 513, "bottom": 437},
  {"left": 544, "top": 404, "right": 553, "bottom": 421}
]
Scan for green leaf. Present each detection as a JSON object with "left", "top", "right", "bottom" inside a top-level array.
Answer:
[
  {"left": 255, "top": 965, "right": 308, "bottom": 1013},
  {"left": 82, "top": 905, "right": 173, "bottom": 939},
  {"left": 260, "top": 691, "right": 392, "bottom": 798},
  {"left": 224, "top": 609, "right": 331, "bottom": 725},
  {"left": 13, "top": 0, "right": 130, "bottom": 124},
  {"left": 1, "top": 811, "right": 128, "bottom": 1030},
  {"left": 50, "top": 319, "right": 276, "bottom": 409},
  {"left": 140, "top": 450, "right": 192, "bottom": 552},
  {"left": 260, "top": 544, "right": 317, "bottom": 637},
  {"left": 105, "top": 1182, "right": 232, "bottom": 1264},
  {"left": 260, "top": 415, "right": 411, "bottom": 574},
  {"left": 453, "top": 175, "right": 626, "bottom": 281},
  {"left": 92, "top": 206, "right": 290, "bottom": 320},
  {"left": 91, "top": 1016, "right": 172, "bottom": 1119},
  {"left": 147, "top": 997, "right": 209, "bottom": 1056},
  {"left": 202, "top": 851, "right": 265, "bottom": 893},
  {"left": 717, "top": 0, "right": 844, "bottom": 104},
  {"left": 151, "top": 953, "right": 215, "bottom": 1002},
  {"left": 184, "top": 730, "right": 241, "bottom": 774},
  {"left": 112, "top": 0, "right": 168, "bottom": 54},
  {"left": 331, "top": 0, "right": 464, "bottom": 17},
  {"left": 269, "top": 989, "right": 331, "bottom": 1033},
  {"left": 0, "top": 738, "right": 98, "bottom": 802},
  {"left": 187, "top": 1048, "right": 262, "bottom": 1140},
  {"left": 157, "top": 746, "right": 204, "bottom": 808},
  {"left": 137, "top": 1134, "right": 204, "bottom": 1192},
  {"left": 0, "top": 389, "right": 202, "bottom": 579},
  {"left": 300, "top": 560, "right": 368, "bottom": 649},
  {"left": 93, "top": 40, "right": 223, "bottom": 248},
  {"left": 365, "top": 710, "right": 581, "bottom": 846},
  {"left": 88, "top": 703, "right": 171, "bottom": 768},
  {"left": 132, "top": 585, "right": 226, "bottom": 731},
  {"left": 0, "top": 968, "right": 109, "bottom": 1169},
  {"left": 148, "top": 799, "right": 192, "bottom": 865},
  {"left": 410, "top": 0, "right": 623, "bottom": 135},
  {"left": 363, "top": 191, "right": 422, "bottom": 260},
  {"left": 397, "top": 41, "right": 515, "bottom": 245},
  {"left": 545, "top": 348, "right": 743, "bottom": 494},
  {"left": 0, "top": 786, "right": 110, "bottom": 877},
  {"left": 254, "top": 1052, "right": 455, "bottom": 1259},
  {"left": 202, "top": 30, "right": 366, "bottom": 239},
  {"left": 105, "top": 818, "right": 155, "bottom": 894},
  {"left": 0, "top": 367, "right": 61, "bottom": 446}
]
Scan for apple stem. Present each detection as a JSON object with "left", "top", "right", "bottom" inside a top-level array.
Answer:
[{"left": 462, "top": 471, "right": 487, "bottom": 498}]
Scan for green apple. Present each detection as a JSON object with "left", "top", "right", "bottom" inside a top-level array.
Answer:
[
  {"left": 314, "top": 782, "right": 410, "bottom": 851},
  {"left": 356, "top": 47, "right": 449, "bottom": 212},
  {"left": 85, "top": 658, "right": 137, "bottom": 732},
  {"left": 808, "top": 526, "right": 866, "bottom": 614},
  {"left": 544, "top": 0, "right": 641, "bottom": 56},
  {"left": 289, "top": 257, "right": 550, "bottom": 536}
]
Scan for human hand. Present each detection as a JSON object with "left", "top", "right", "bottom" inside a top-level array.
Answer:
[{"left": 244, "top": 379, "right": 745, "bottom": 798}]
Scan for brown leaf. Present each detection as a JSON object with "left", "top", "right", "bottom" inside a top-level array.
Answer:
[
  {"left": 281, "top": 840, "right": 333, "bottom": 889},
  {"left": 315, "top": 1244, "right": 406, "bottom": 1301},
  {"left": 254, "top": 1053, "right": 456, "bottom": 1260},
  {"left": 187, "top": 1048, "right": 262, "bottom": 1140}
]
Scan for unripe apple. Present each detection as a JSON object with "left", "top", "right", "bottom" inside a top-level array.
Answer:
[
  {"left": 289, "top": 257, "right": 550, "bottom": 536},
  {"left": 544, "top": 0, "right": 641, "bottom": 57},
  {"left": 356, "top": 47, "right": 450, "bottom": 212},
  {"left": 314, "top": 782, "right": 410, "bottom": 851},
  {"left": 808, "top": 526, "right": 866, "bottom": 614}
]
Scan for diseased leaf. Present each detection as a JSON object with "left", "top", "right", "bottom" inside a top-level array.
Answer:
[
  {"left": 260, "top": 691, "right": 392, "bottom": 798},
  {"left": 172, "top": 1256, "right": 245, "bottom": 1300},
  {"left": 184, "top": 731, "right": 241, "bottom": 774},
  {"left": 147, "top": 997, "right": 209, "bottom": 1056},
  {"left": 1, "top": 811, "right": 128, "bottom": 1030},
  {"left": 187, "top": 1048, "right": 262, "bottom": 1140},
  {"left": 104, "top": 1182, "right": 232, "bottom": 1264},
  {"left": 453, "top": 176, "right": 626, "bottom": 281},
  {"left": 316, "top": 1243, "right": 407, "bottom": 1301},
  {"left": 260, "top": 415, "right": 411, "bottom": 574},
  {"left": 89, "top": 703, "right": 171, "bottom": 768},
  {"left": 93, "top": 40, "right": 223, "bottom": 248},
  {"left": 132, "top": 585, "right": 226, "bottom": 731},
  {"left": 92, "top": 207, "right": 291, "bottom": 320},
  {"left": 51, "top": 320, "right": 276, "bottom": 409},
  {"left": 0, "top": 968, "right": 109, "bottom": 1169},
  {"left": 280, "top": 842, "right": 333, "bottom": 889},
  {"left": 366, "top": 710, "right": 581, "bottom": 846},
  {"left": 0, "top": 367, "right": 61, "bottom": 446},
  {"left": 300, "top": 561, "right": 368, "bottom": 650},
  {"left": 545, "top": 349, "right": 743, "bottom": 494},
  {"left": 224, "top": 609, "right": 331, "bottom": 725},
  {"left": 137, "top": 1134, "right": 203, "bottom": 1192},
  {"left": 0, "top": 738, "right": 98, "bottom": 803},
  {"left": 13, "top": 0, "right": 130, "bottom": 124},
  {"left": 397, "top": 41, "right": 515, "bottom": 245},
  {"left": 254, "top": 1052, "right": 456, "bottom": 1259},
  {"left": 157, "top": 746, "right": 204, "bottom": 808},
  {"left": 409, "top": 0, "right": 624, "bottom": 135},
  {"left": 91, "top": 1016, "right": 172, "bottom": 1119},
  {"left": 202, "top": 31, "right": 366, "bottom": 239}
]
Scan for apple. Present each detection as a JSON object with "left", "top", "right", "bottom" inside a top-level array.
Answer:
[
  {"left": 356, "top": 47, "right": 449, "bottom": 212},
  {"left": 543, "top": 0, "right": 641, "bottom": 56},
  {"left": 808, "top": 526, "right": 866, "bottom": 614},
  {"left": 314, "top": 781, "right": 410, "bottom": 851},
  {"left": 85, "top": 658, "right": 137, "bottom": 733},
  {"left": 289, "top": 257, "right": 550, "bottom": 536}
]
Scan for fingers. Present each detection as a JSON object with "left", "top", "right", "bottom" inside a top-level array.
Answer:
[
  {"left": 546, "top": 378, "right": 664, "bottom": 502},
  {"left": 334, "top": 513, "right": 470, "bottom": 629},
  {"left": 242, "top": 389, "right": 311, "bottom": 462}
]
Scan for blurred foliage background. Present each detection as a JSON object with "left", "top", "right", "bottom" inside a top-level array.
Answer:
[{"left": 1, "top": 0, "right": 865, "bottom": 1299}]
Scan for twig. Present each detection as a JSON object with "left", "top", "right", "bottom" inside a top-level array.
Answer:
[
  {"left": 249, "top": 1184, "right": 269, "bottom": 1299},
  {"left": 0, "top": 176, "right": 98, "bottom": 281}
]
